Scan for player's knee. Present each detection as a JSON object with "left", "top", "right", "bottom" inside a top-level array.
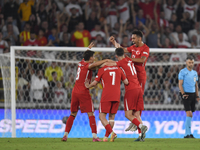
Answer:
[
  {"left": 71, "top": 112, "right": 77, "bottom": 117},
  {"left": 87, "top": 112, "right": 94, "bottom": 117},
  {"left": 125, "top": 113, "right": 131, "bottom": 119}
]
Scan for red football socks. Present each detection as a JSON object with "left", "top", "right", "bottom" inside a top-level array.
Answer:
[
  {"left": 132, "top": 118, "right": 141, "bottom": 128},
  {"left": 89, "top": 116, "right": 97, "bottom": 133},
  {"left": 105, "top": 124, "right": 113, "bottom": 136},
  {"left": 105, "top": 130, "right": 110, "bottom": 137},
  {"left": 65, "top": 115, "right": 75, "bottom": 133}
]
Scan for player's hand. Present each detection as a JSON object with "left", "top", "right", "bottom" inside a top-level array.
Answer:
[
  {"left": 88, "top": 42, "right": 94, "bottom": 49},
  {"left": 84, "top": 79, "right": 90, "bottom": 88},
  {"left": 182, "top": 94, "right": 189, "bottom": 99},
  {"left": 109, "top": 36, "right": 115, "bottom": 42}
]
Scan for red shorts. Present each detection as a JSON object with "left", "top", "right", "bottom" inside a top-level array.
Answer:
[
  {"left": 138, "top": 78, "right": 146, "bottom": 94},
  {"left": 71, "top": 91, "right": 94, "bottom": 113},
  {"left": 99, "top": 101, "right": 119, "bottom": 114},
  {"left": 124, "top": 88, "right": 144, "bottom": 111}
]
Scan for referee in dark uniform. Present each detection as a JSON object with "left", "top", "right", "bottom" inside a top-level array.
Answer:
[{"left": 178, "top": 56, "right": 200, "bottom": 138}]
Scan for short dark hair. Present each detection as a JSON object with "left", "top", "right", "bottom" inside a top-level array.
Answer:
[
  {"left": 83, "top": 50, "right": 95, "bottom": 61},
  {"left": 115, "top": 48, "right": 124, "bottom": 57},
  {"left": 186, "top": 56, "right": 194, "bottom": 61},
  {"left": 52, "top": 71, "right": 56, "bottom": 76},
  {"left": 132, "top": 30, "right": 143, "bottom": 38}
]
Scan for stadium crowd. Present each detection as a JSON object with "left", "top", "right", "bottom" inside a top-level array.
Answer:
[{"left": 0, "top": 0, "right": 200, "bottom": 108}]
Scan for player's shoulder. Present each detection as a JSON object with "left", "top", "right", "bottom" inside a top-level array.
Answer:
[{"left": 143, "top": 44, "right": 150, "bottom": 51}]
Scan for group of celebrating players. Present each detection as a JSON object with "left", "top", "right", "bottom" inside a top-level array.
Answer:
[{"left": 62, "top": 30, "right": 150, "bottom": 142}]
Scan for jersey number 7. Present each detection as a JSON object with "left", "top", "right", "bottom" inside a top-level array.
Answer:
[{"left": 109, "top": 71, "right": 116, "bottom": 85}]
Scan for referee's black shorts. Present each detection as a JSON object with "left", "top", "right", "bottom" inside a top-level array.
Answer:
[{"left": 180, "top": 92, "right": 196, "bottom": 112}]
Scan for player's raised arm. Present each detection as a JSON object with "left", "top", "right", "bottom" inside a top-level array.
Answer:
[
  {"left": 109, "top": 36, "right": 129, "bottom": 53},
  {"left": 85, "top": 79, "right": 98, "bottom": 88},
  {"left": 87, "top": 42, "right": 95, "bottom": 50}
]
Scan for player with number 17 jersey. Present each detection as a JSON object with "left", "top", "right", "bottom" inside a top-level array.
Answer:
[
  {"left": 116, "top": 57, "right": 144, "bottom": 111},
  {"left": 127, "top": 44, "right": 149, "bottom": 92}
]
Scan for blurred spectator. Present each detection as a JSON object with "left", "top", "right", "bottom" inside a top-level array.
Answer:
[
  {"left": 45, "top": 62, "right": 63, "bottom": 82},
  {"left": 105, "top": 1, "right": 118, "bottom": 28},
  {"left": 0, "top": 31, "right": 9, "bottom": 54},
  {"left": 121, "top": 35, "right": 129, "bottom": 47},
  {"left": 170, "top": 25, "right": 188, "bottom": 42},
  {"left": 71, "top": 22, "right": 91, "bottom": 47},
  {"left": 136, "top": 0, "right": 158, "bottom": 20},
  {"left": 68, "top": 8, "right": 82, "bottom": 32},
  {"left": 31, "top": 70, "right": 49, "bottom": 103},
  {"left": 41, "top": 20, "right": 51, "bottom": 38},
  {"left": 24, "top": 30, "right": 39, "bottom": 46},
  {"left": 59, "top": 24, "right": 70, "bottom": 42},
  {"left": 188, "top": 22, "right": 200, "bottom": 44},
  {"left": 3, "top": 0, "right": 19, "bottom": 25},
  {"left": 2, "top": 16, "right": 20, "bottom": 36},
  {"left": 163, "top": 0, "right": 180, "bottom": 21},
  {"left": 48, "top": 1, "right": 60, "bottom": 28},
  {"left": 3, "top": 22, "right": 18, "bottom": 45},
  {"left": 180, "top": 12, "right": 195, "bottom": 33},
  {"left": 17, "top": 73, "right": 29, "bottom": 101},
  {"left": 36, "top": 1, "right": 48, "bottom": 22},
  {"left": 65, "top": 0, "right": 82, "bottom": 17},
  {"left": 54, "top": 81, "right": 67, "bottom": 103},
  {"left": 134, "top": 9, "right": 146, "bottom": 27},
  {"left": 0, "top": 7, "right": 4, "bottom": 30},
  {"left": 29, "top": 14, "right": 41, "bottom": 33},
  {"left": 18, "top": 0, "right": 35, "bottom": 29},
  {"left": 177, "top": 32, "right": 191, "bottom": 48},
  {"left": 37, "top": 28, "right": 47, "bottom": 46},
  {"left": 118, "top": 0, "right": 130, "bottom": 24},
  {"left": 146, "top": 22, "right": 159, "bottom": 48},
  {"left": 85, "top": 10, "right": 100, "bottom": 32},
  {"left": 59, "top": 32, "right": 72, "bottom": 46},
  {"left": 95, "top": 34, "right": 106, "bottom": 47},
  {"left": 47, "top": 26, "right": 60, "bottom": 46},
  {"left": 191, "top": 35, "right": 200, "bottom": 48},
  {"left": 48, "top": 71, "right": 58, "bottom": 100},
  {"left": 161, "top": 37, "right": 174, "bottom": 48},
  {"left": 169, "top": 13, "right": 178, "bottom": 30},
  {"left": 181, "top": 0, "right": 200, "bottom": 20},
  {"left": 19, "top": 21, "right": 31, "bottom": 45},
  {"left": 90, "top": 23, "right": 105, "bottom": 39}
]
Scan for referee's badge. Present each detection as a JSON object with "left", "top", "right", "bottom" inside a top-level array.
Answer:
[{"left": 194, "top": 77, "right": 196, "bottom": 82}]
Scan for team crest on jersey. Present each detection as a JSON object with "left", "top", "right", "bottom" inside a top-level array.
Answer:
[
  {"left": 136, "top": 51, "right": 140, "bottom": 55},
  {"left": 194, "top": 77, "right": 196, "bottom": 82}
]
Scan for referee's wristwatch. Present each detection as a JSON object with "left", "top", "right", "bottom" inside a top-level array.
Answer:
[
  {"left": 196, "top": 96, "right": 199, "bottom": 98},
  {"left": 182, "top": 93, "right": 186, "bottom": 99}
]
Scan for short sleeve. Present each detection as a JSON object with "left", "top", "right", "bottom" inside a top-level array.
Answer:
[
  {"left": 127, "top": 46, "right": 132, "bottom": 53},
  {"left": 95, "top": 69, "right": 103, "bottom": 82},
  {"left": 196, "top": 72, "right": 198, "bottom": 81},
  {"left": 120, "top": 69, "right": 126, "bottom": 81},
  {"left": 141, "top": 46, "right": 149, "bottom": 58},
  {"left": 178, "top": 70, "right": 184, "bottom": 80}
]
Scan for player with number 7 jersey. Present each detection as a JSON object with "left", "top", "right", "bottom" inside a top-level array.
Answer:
[
  {"left": 85, "top": 65, "right": 129, "bottom": 142},
  {"left": 62, "top": 43, "right": 111, "bottom": 142}
]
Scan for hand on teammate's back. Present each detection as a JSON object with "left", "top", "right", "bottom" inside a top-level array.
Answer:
[{"left": 84, "top": 79, "right": 90, "bottom": 88}]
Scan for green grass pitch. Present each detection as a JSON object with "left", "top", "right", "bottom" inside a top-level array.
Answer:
[{"left": 1, "top": 138, "right": 200, "bottom": 150}]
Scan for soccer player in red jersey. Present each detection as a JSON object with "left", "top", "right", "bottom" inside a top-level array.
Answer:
[
  {"left": 104, "top": 48, "right": 148, "bottom": 141},
  {"left": 110, "top": 30, "right": 149, "bottom": 134},
  {"left": 85, "top": 65, "right": 129, "bottom": 142},
  {"left": 62, "top": 43, "right": 110, "bottom": 142}
]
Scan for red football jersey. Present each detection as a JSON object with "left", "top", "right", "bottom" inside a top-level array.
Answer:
[
  {"left": 127, "top": 44, "right": 149, "bottom": 79},
  {"left": 116, "top": 57, "right": 141, "bottom": 91},
  {"left": 24, "top": 39, "right": 40, "bottom": 46},
  {"left": 95, "top": 66, "right": 126, "bottom": 102},
  {"left": 73, "top": 60, "right": 92, "bottom": 94}
]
